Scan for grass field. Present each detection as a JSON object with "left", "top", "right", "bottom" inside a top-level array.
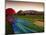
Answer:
[
  {"left": 13, "top": 15, "right": 44, "bottom": 32},
  {"left": 6, "top": 15, "right": 44, "bottom": 33},
  {"left": 14, "top": 15, "right": 44, "bottom": 26}
]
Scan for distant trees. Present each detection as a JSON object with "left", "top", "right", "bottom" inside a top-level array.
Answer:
[
  {"left": 17, "top": 10, "right": 25, "bottom": 15},
  {"left": 16, "top": 10, "right": 44, "bottom": 15}
]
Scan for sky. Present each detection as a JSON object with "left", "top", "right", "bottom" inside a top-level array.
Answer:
[{"left": 6, "top": 1, "right": 44, "bottom": 13}]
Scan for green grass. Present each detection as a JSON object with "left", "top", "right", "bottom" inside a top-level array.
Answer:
[
  {"left": 13, "top": 15, "right": 44, "bottom": 22},
  {"left": 6, "top": 15, "right": 43, "bottom": 32},
  {"left": 13, "top": 15, "right": 44, "bottom": 32}
]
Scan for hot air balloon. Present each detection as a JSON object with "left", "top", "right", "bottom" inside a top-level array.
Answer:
[{"left": 6, "top": 8, "right": 16, "bottom": 34}]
